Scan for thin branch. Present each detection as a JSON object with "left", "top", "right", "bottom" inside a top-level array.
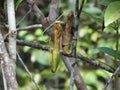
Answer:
[
  {"left": 73, "top": 0, "right": 85, "bottom": 56},
  {"left": 26, "top": 0, "right": 45, "bottom": 22},
  {"left": 17, "top": 52, "right": 41, "bottom": 90},
  {"left": 3, "top": 24, "right": 42, "bottom": 40},
  {"left": 14, "top": 39, "right": 115, "bottom": 74},
  {"left": 75, "top": 0, "right": 79, "bottom": 15},
  {"left": 42, "top": 13, "right": 63, "bottom": 34},
  {"left": 25, "top": 0, "right": 59, "bottom": 38},
  {"left": 16, "top": 39, "right": 50, "bottom": 51},
  {"left": 103, "top": 65, "right": 120, "bottom": 90},
  {"left": 16, "top": 24, "right": 42, "bottom": 31},
  {"left": 78, "top": 0, "right": 84, "bottom": 18},
  {"left": 76, "top": 54, "right": 114, "bottom": 73},
  {"left": 16, "top": 8, "right": 32, "bottom": 26},
  {"left": 25, "top": 0, "right": 60, "bottom": 29},
  {"left": 73, "top": 1, "right": 87, "bottom": 89}
]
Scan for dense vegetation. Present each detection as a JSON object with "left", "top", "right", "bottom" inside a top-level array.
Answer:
[{"left": 0, "top": 0, "right": 120, "bottom": 90}]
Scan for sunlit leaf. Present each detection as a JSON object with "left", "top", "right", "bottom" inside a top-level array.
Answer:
[
  {"left": 39, "top": 85, "right": 47, "bottom": 90},
  {"left": 88, "top": 48, "right": 99, "bottom": 58},
  {"left": 25, "top": 34, "right": 35, "bottom": 41},
  {"left": 86, "top": 72, "right": 97, "bottom": 86},
  {"left": 84, "top": 4, "right": 102, "bottom": 14},
  {"left": 104, "top": 1, "right": 120, "bottom": 26},
  {"left": 23, "top": 46, "right": 31, "bottom": 52},
  {"left": 35, "top": 28, "right": 43, "bottom": 36},
  {"left": 34, "top": 73, "right": 41, "bottom": 83},
  {"left": 38, "top": 35, "right": 50, "bottom": 43},
  {"left": 79, "top": 26, "right": 92, "bottom": 37},
  {"left": 37, "top": 52, "right": 50, "bottom": 65},
  {"left": 96, "top": 69, "right": 111, "bottom": 78},
  {"left": 91, "top": 32, "right": 101, "bottom": 42},
  {"left": 31, "top": 50, "right": 50, "bottom": 65},
  {"left": 19, "top": 31, "right": 27, "bottom": 37},
  {"left": 103, "top": 26, "right": 116, "bottom": 33}
]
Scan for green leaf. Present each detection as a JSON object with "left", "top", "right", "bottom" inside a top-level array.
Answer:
[
  {"left": 83, "top": 11, "right": 103, "bottom": 24},
  {"left": 91, "top": 32, "right": 101, "bottom": 42},
  {"left": 25, "top": 34, "right": 35, "bottom": 41},
  {"left": 38, "top": 35, "right": 49, "bottom": 41},
  {"left": 36, "top": 52, "right": 50, "bottom": 65},
  {"left": 15, "top": 0, "right": 23, "bottom": 10},
  {"left": 85, "top": 72, "right": 97, "bottom": 86},
  {"left": 16, "top": 67, "right": 28, "bottom": 77},
  {"left": 96, "top": 69, "right": 111, "bottom": 78},
  {"left": 100, "top": 0, "right": 120, "bottom": 6},
  {"left": 103, "top": 26, "right": 116, "bottom": 33},
  {"left": 39, "top": 85, "right": 47, "bottom": 90},
  {"left": 31, "top": 50, "right": 50, "bottom": 65},
  {"left": 104, "top": 1, "right": 120, "bottom": 26},
  {"left": 23, "top": 46, "right": 31, "bottom": 52},
  {"left": 35, "top": 28, "right": 43, "bottom": 36},
  {"left": 98, "top": 47, "right": 120, "bottom": 59},
  {"left": 18, "top": 31, "right": 27, "bottom": 37}
]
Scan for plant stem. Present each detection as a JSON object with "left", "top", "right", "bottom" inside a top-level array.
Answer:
[{"left": 114, "top": 28, "right": 119, "bottom": 90}]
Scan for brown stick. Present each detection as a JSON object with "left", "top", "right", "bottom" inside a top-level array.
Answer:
[
  {"left": 26, "top": 0, "right": 45, "bottom": 23},
  {"left": 14, "top": 39, "right": 114, "bottom": 74}
]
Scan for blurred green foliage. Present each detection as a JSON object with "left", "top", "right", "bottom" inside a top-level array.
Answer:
[
  {"left": 16, "top": 0, "right": 119, "bottom": 90},
  {"left": 104, "top": 1, "right": 120, "bottom": 26},
  {"left": 1, "top": 0, "right": 120, "bottom": 90}
]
